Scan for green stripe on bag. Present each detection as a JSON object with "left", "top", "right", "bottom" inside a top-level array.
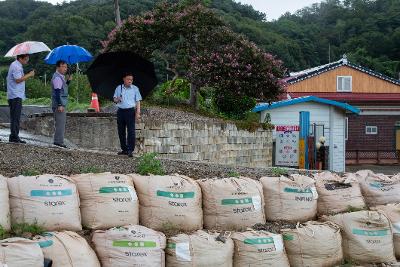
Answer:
[
  {"left": 99, "top": 187, "right": 130, "bottom": 193},
  {"left": 244, "top": 237, "right": 274, "bottom": 245},
  {"left": 352, "top": 229, "right": 388, "bottom": 236},
  {"left": 156, "top": 190, "right": 195, "bottom": 199},
  {"left": 112, "top": 240, "right": 157, "bottom": 248},
  {"left": 221, "top": 197, "right": 252, "bottom": 205},
  {"left": 283, "top": 187, "right": 312, "bottom": 194}
]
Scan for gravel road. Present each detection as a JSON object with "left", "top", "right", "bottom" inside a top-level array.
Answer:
[{"left": 0, "top": 142, "right": 282, "bottom": 179}]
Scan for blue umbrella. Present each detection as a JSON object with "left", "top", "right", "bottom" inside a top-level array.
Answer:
[{"left": 44, "top": 45, "right": 93, "bottom": 65}]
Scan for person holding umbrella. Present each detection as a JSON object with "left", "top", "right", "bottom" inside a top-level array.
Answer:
[
  {"left": 6, "top": 54, "right": 35, "bottom": 143},
  {"left": 51, "top": 60, "right": 71, "bottom": 148},
  {"left": 114, "top": 72, "right": 142, "bottom": 157},
  {"left": 44, "top": 44, "right": 93, "bottom": 148},
  {"left": 5, "top": 41, "right": 51, "bottom": 143}
]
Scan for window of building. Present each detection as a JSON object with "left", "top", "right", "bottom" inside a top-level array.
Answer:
[
  {"left": 337, "top": 76, "right": 352, "bottom": 92},
  {"left": 345, "top": 117, "right": 348, "bottom": 140},
  {"left": 365, "top": 126, "right": 378, "bottom": 135}
]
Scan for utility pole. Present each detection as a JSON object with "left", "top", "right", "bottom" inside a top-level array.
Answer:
[
  {"left": 328, "top": 44, "right": 331, "bottom": 63},
  {"left": 114, "top": 0, "right": 122, "bottom": 26}
]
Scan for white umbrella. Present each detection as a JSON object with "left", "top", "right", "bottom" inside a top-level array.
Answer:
[{"left": 5, "top": 41, "right": 51, "bottom": 57}]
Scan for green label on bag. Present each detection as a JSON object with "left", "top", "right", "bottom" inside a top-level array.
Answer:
[
  {"left": 31, "top": 189, "right": 72, "bottom": 197},
  {"left": 284, "top": 187, "right": 312, "bottom": 194},
  {"left": 99, "top": 186, "right": 130, "bottom": 193},
  {"left": 156, "top": 190, "right": 195, "bottom": 199},
  {"left": 282, "top": 234, "right": 294, "bottom": 241},
  {"left": 38, "top": 240, "right": 54, "bottom": 248},
  {"left": 244, "top": 238, "right": 274, "bottom": 245},
  {"left": 369, "top": 182, "right": 384, "bottom": 188},
  {"left": 167, "top": 243, "right": 176, "bottom": 249},
  {"left": 112, "top": 240, "right": 157, "bottom": 248},
  {"left": 221, "top": 197, "right": 253, "bottom": 205},
  {"left": 352, "top": 229, "right": 388, "bottom": 236}
]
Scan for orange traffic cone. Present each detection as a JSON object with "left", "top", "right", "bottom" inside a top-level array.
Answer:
[{"left": 90, "top": 93, "right": 100, "bottom": 112}]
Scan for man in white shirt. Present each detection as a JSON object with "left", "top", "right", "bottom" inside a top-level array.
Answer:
[
  {"left": 113, "top": 72, "right": 142, "bottom": 157},
  {"left": 6, "top": 54, "right": 35, "bottom": 143}
]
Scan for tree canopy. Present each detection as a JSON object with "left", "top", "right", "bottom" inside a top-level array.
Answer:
[
  {"left": 0, "top": 0, "right": 398, "bottom": 78},
  {"left": 103, "top": 2, "right": 285, "bottom": 116}
]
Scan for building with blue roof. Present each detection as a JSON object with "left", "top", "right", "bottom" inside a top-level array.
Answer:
[{"left": 253, "top": 96, "right": 360, "bottom": 172}]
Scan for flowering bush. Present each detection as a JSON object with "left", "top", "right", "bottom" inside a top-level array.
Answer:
[{"left": 102, "top": 2, "right": 286, "bottom": 117}]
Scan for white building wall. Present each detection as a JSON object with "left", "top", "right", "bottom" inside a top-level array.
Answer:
[
  {"left": 260, "top": 101, "right": 346, "bottom": 172},
  {"left": 330, "top": 106, "right": 346, "bottom": 172}
]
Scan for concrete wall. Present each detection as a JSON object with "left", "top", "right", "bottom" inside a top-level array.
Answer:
[
  {"left": 0, "top": 105, "right": 52, "bottom": 123},
  {"left": 22, "top": 114, "right": 272, "bottom": 168}
]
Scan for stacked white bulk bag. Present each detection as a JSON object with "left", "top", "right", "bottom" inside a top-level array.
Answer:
[
  {"left": 314, "top": 171, "right": 365, "bottom": 215},
  {"left": 323, "top": 210, "right": 396, "bottom": 264},
  {"left": 92, "top": 225, "right": 166, "bottom": 267},
  {"left": 231, "top": 230, "right": 290, "bottom": 267},
  {"left": 131, "top": 174, "right": 202, "bottom": 231},
  {"left": 354, "top": 171, "right": 400, "bottom": 206},
  {"left": 372, "top": 203, "right": 400, "bottom": 258},
  {"left": 166, "top": 230, "right": 234, "bottom": 267},
  {"left": 7, "top": 174, "right": 81, "bottom": 231},
  {"left": 0, "top": 175, "right": 10, "bottom": 231},
  {"left": 281, "top": 221, "right": 343, "bottom": 267},
  {"left": 0, "top": 238, "right": 44, "bottom": 267},
  {"left": 72, "top": 173, "right": 139, "bottom": 229},
  {"left": 260, "top": 175, "right": 317, "bottom": 222},
  {"left": 35, "top": 231, "right": 100, "bottom": 267},
  {"left": 197, "top": 177, "right": 265, "bottom": 231}
]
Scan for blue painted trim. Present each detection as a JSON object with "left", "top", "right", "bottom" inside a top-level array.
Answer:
[
  {"left": 299, "top": 111, "right": 310, "bottom": 169},
  {"left": 253, "top": 96, "right": 360, "bottom": 114}
]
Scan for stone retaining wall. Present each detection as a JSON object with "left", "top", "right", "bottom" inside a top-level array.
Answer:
[{"left": 22, "top": 114, "right": 272, "bottom": 168}]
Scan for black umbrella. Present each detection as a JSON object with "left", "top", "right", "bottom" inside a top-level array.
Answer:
[{"left": 86, "top": 51, "right": 158, "bottom": 100}]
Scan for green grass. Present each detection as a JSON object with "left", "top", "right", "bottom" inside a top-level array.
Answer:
[
  {"left": 21, "top": 168, "right": 41, "bottom": 176},
  {"left": 0, "top": 222, "right": 45, "bottom": 239},
  {"left": 11, "top": 222, "right": 45, "bottom": 237},
  {"left": 0, "top": 92, "right": 89, "bottom": 112},
  {"left": 346, "top": 206, "right": 366, "bottom": 213},
  {"left": 80, "top": 166, "right": 102, "bottom": 173},
  {"left": 227, "top": 171, "right": 240, "bottom": 177},
  {"left": 0, "top": 225, "right": 8, "bottom": 239},
  {"left": 271, "top": 167, "right": 289, "bottom": 176}
]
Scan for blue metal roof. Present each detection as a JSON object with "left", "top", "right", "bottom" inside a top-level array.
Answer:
[{"left": 253, "top": 96, "right": 360, "bottom": 114}]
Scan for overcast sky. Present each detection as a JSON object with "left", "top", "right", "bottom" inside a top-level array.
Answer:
[
  {"left": 234, "top": 0, "right": 322, "bottom": 20},
  {"left": 40, "top": 0, "right": 322, "bottom": 21}
]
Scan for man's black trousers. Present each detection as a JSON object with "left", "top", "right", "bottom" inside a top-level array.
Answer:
[
  {"left": 8, "top": 97, "right": 22, "bottom": 141},
  {"left": 117, "top": 108, "right": 136, "bottom": 153}
]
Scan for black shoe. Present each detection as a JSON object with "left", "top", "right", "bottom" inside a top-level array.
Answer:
[
  {"left": 128, "top": 152, "right": 133, "bottom": 157},
  {"left": 117, "top": 150, "right": 128, "bottom": 155},
  {"left": 9, "top": 139, "right": 25, "bottom": 144},
  {"left": 53, "top": 143, "right": 67, "bottom": 148}
]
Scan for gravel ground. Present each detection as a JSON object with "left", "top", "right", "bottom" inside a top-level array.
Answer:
[
  {"left": 101, "top": 105, "right": 224, "bottom": 124},
  {"left": 141, "top": 106, "right": 224, "bottom": 123},
  {"left": 0, "top": 142, "right": 286, "bottom": 179}
]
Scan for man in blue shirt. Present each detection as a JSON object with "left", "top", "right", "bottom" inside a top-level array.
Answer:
[
  {"left": 6, "top": 54, "right": 35, "bottom": 143},
  {"left": 113, "top": 72, "right": 142, "bottom": 157}
]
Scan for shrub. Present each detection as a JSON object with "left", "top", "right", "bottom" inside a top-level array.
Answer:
[{"left": 137, "top": 153, "right": 165, "bottom": 175}]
